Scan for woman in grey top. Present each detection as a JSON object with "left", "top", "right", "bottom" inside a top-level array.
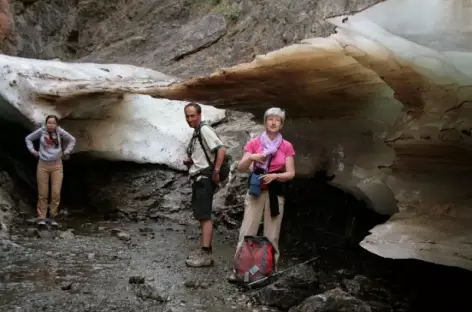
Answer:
[{"left": 25, "top": 115, "right": 76, "bottom": 226}]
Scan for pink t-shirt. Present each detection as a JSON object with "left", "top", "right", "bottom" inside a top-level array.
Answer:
[{"left": 244, "top": 137, "right": 295, "bottom": 173}]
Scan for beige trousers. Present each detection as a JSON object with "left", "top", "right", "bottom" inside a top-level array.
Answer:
[
  {"left": 236, "top": 190, "right": 285, "bottom": 264},
  {"left": 36, "top": 159, "right": 63, "bottom": 219}
]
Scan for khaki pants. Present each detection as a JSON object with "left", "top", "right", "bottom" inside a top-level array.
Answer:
[
  {"left": 36, "top": 159, "right": 63, "bottom": 219},
  {"left": 236, "top": 190, "right": 285, "bottom": 264}
]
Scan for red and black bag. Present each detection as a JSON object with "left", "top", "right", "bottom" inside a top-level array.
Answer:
[{"left": 233, "top": 236, "right": 275, "bottom": 284}]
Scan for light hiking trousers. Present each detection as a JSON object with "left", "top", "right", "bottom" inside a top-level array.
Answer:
[
  {"left": 36, "top": 159, "right": 63, "bottom": 219},
  {"left": 236, "top": 190, "right": 285, "bottom": 265}
]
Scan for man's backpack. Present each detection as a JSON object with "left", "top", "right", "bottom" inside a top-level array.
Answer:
[
  {"left": 197, "top": 125, "right": 230, "bottom": 182},
  {"left": 233, "top": 236, "right": 276, "bottom": 285}
]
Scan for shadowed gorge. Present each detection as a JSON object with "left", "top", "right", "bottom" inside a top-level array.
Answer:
[{"left": 2, "top": 0, "right": 472, "bottom": 311}]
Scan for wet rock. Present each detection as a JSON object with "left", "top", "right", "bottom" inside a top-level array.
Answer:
[
  {"left": 165, "top": 307, "right": 185, "bottom": 312},
  {"left": 26, "top": 218, "right": 38, "bottom": 225},
  {"left": 60, "top": 281, "right": 74, "bottom": 291},
  {"left": 343, "top": 275, "right": 393, "bottom": 304},
  {"left": 135, "top": 283, "right": 169, "bottom": 302},
  {"left": 73, "top": 164, "right": 191, "bottom": 222},
  {"left": 253, "top": 263, "right": 319, "bottom": 309},
  {"left": 98, "top": 226, "right": 108, "bottom": 232},
  {"left": 139, "top": 227, "right": 153, "bottom": 234},
  {"left": 343, "top": 275, "right": 371, "bottom": 297},
  {"left": 129, "top": 275, "right": 145, "bottom": 285},
  {"left": 111, "top": 229, "right": 131, "bottom": 241},
  {"left": 184, "top": 280, "right": 197, "bottom": 288},
  {"left": 1, "top": 238, "right": 23, "bottom": 251},
  {"left": 0, "top": 176, "right": 14, "bottom": 239},
  {"left": 26, "top": 227, "right": 40, "bottom": 237},
  {"left": 59, "top": 229, "right": 75, "bottom": 240},
  {"left": 288, "top": 288, "right": 372, "bottom": 312},
  {"left": 184, "top": 279, "right": 211, "bottom": 289}
]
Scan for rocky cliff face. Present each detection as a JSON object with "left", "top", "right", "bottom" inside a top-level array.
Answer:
[{"left": 5, "top": 0, "right": 380, "bottom": 77}]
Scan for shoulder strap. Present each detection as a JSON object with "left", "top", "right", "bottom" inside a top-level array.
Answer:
[
  {"left": 197, "top": 128, "right": 213, "bottom": 167},
  {"left": 264, "top": 155, "right": 274, "bottom": 174}
]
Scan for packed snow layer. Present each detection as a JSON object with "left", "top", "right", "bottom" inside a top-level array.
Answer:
[{"left": 0, "top": 55, "right": 225, "bottom": 170}]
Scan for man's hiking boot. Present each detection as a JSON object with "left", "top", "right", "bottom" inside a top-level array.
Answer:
[{"left": 185, "top": 249, "right": 214, "bottom": 267}]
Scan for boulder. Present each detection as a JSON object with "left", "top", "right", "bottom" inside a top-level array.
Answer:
[
  {"left": 253, "top": 263, "right": 319, "bottom": 310},
  {"left": 288, "top": 288, "right": 372, "bottom": 312}
]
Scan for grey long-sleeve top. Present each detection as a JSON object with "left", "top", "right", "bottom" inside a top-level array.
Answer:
[{"left": 25, "top": 126, "right": 76, "bottom": 162}]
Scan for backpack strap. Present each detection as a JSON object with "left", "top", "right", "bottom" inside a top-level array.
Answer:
[{"left": 197, "top": 131, "right": 214, "bottom": 168}]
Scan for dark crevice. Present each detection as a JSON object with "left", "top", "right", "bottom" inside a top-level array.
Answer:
[
  {"left": 66, "top": 29, "right": 79, "bottom": 54},
  {"left": 0, "top": 119, "right": 37, "bottom": 206}
]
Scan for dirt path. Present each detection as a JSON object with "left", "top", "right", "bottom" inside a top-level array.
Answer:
[{"left": 0, "top": 218, "right": 279, "bottom": 312}]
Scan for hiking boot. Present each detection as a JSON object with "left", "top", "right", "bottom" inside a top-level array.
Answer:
[
  {"left": 185, "top": 249, "right": 214, "bottom": 267},
  {"left": 37, "top": 219, "right": 47, "bottom": 226},
  {"left": 186, "top": 248, "right": 200, "bottom": 261}
]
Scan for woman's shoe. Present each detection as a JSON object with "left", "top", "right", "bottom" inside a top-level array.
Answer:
[{"left": 48, "top": 218, "right": 58, "bottom": 227}]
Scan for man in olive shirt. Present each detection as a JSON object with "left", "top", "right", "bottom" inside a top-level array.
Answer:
[{"left": 184, "top": 102, "right": 227, "bottom": 267}]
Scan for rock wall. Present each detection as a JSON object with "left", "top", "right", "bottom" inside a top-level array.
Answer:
[
  {"left": 0, "top": 171, "right": 16, "bottom": 238},
  {"left": 59, "top": 111, "right": 259, "bottom": 224},
  {"left": 2, "top": 0, "right": 381, "bottom": 77}
]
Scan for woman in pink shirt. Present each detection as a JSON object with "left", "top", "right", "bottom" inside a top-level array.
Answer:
[{"left": 229, "top": 107, "right": 296, "bottom": 281}]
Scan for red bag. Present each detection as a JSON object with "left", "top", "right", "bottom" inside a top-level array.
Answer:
[{"left": 234, "top": 236, "right": 275, "bottom": 284}]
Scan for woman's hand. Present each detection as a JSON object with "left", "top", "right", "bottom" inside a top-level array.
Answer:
[
  {"left": 31, "top": 150, "right": 39, "bottom": 158},
  {"left": 259, "top": 173, "right": 278, "bottom": 184},
  {"left": 250, "top": 153, "right": 266, "bottom": 163}
]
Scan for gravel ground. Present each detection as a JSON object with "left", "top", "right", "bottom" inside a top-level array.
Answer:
[{"left": 0, "top": 218, "right": 279, "bottom": 312}]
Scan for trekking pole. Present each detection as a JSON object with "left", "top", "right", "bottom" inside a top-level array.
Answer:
[{"left": 246, "top": 256, "right": 319, "bottom": 289}]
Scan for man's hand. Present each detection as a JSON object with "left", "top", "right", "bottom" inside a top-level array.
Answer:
[
  {"left": 250, "top": 153, "right": 266, "bottom": 163},
  {"left": 212, "top": 170, "right": 220, "bottom": 185},
  {"left": 31, "top": 150, "right": 39, "bottom": 158},
  {"left": 259, "top": 173, "right": 278, "bottom": 184}
]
